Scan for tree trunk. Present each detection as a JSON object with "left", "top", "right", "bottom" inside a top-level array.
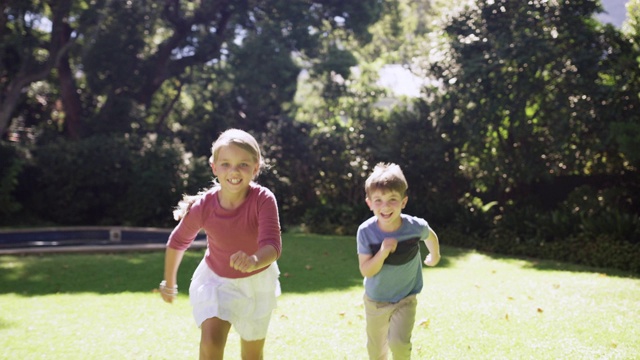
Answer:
[
  {"left": 0, "top": 0, "right": 74, "bottom": 138},
  {"left": 57, "top": 23, "right": 84, "bottom": 139}
]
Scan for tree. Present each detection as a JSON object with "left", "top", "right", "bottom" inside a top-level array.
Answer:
[
  {"left": 422, "top": 0, "right": 640, "bottom": 208},
  {"left": 0, "top": 0, "right": 76, "bottom": 137},
  {"left": 1, "top": 0, "right": 384, "bottom": 140}
]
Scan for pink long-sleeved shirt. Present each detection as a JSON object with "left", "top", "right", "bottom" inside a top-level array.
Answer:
[{"left": 167, "top": 183, "right": 282, "bottom": 279}]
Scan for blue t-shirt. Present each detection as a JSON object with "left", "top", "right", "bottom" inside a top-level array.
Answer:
[{"left": 357, "top": 214, "right": 430, "bottom": 303}]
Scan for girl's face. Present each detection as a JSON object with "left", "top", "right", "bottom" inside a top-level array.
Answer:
[
  {"left": 366, "top": 189, "right": 408, "bottom": 232},
  {"left": 211, "top": 144, "right": 259, "bottom": 195}
]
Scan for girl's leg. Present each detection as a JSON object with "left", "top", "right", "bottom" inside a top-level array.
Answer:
[
  {"left": 200, "top": 317, "right": 232, "bottom": 360},
  {"left": 240, "top": 338, "right": 266, "bottom": 360}
]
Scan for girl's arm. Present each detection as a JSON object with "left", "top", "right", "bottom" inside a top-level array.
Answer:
[
  {"left": 423, "top": 228, "right": 441, "bottom": 266},
  {"left": 230, "top": 244, "right": 278, "bottom": 273},
  {"left": 230, "top": 189, "right": 282, "bottom": 273},
  {"left": 161, "top": 247, "right": 185, "bottom": 303}
]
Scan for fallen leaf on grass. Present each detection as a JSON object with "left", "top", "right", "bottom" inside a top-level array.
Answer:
[
  {"left": 537, "top": 308, "right": 544, "bottom": 313},
  {"left": 305, "top": 265, "right": 312, "bottom": 270},
  {"left": 418, "top": 318, "right": 430, "bottom": 328}
]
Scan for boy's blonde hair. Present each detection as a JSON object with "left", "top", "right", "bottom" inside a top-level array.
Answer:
[{"left": 364, "top": 162, "right": 408, "bottom": 198}]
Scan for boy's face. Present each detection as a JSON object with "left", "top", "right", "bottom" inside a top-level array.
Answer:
[{"left": 366, "top": 189, "right": 408, "bottom": 232}]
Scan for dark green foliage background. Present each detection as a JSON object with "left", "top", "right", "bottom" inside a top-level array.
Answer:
[{"left": 1, "top": 0, "right": 638, "bottom": 273}]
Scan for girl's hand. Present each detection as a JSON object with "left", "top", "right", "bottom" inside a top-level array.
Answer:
[
  {"left": 230, "top": 251, "right": 259, "bottom": 273},
  {"left": 159, "top": 281, "right": 178, "bottom": 303},
  {"left": 424, "top": 253, "right": 440, "bottom": 267}
]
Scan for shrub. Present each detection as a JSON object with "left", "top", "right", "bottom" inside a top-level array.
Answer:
[
  {"left": 15, "top": 134, "right": 201, "bottom": 227},
  {"left": 0, "top": 142, "right": 24, "bottom": 224},
  {"left": 302, "top": 203, "right": 369, "bottom": 236}
]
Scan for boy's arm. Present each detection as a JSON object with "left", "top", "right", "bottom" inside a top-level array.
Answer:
[
  {"left": 358, "top": 238, "right": 397, "bottom": 277},
  {"left": 423, "top": 228, "right": 441, "bottom": 266}
]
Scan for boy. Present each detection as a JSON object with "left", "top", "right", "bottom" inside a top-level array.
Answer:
[{"left": 357, "top": 162, "right": 440, "bottom": 360}]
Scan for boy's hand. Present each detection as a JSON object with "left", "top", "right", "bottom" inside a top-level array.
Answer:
[
  {"left": 424, "top": 253, "right": 440, "bottom": 267},
  {"left": 381, "top": 238, "right": 398, "bottom": 255},
  {"left": 230, "top": 251, "right": 259, "bottom": 273}
]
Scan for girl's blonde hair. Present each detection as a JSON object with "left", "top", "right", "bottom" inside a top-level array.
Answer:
[
  {"left": 173, "top": 129, "right": 264, "bottom": 220},
  {"left": 209, "top": 128, "right": 265, "bottom": 174}
]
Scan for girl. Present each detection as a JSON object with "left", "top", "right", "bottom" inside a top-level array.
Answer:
[{"left": 159, "top": 129, "right": 282, "bottom": 360}]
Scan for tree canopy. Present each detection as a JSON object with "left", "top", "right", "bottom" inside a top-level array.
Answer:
[{"left": 1, "top": 0, "right": 383, "bottom": 138}]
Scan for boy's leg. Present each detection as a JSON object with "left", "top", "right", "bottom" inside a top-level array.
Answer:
[
  {"left": 388, "top": 295, "right": 417, "bottom": 360},
  {"left": 364, "top": 295, "right": 393, "bottom": 360},
  {"left": 200, "top": 317, "right": 232, "bottom": 360}
]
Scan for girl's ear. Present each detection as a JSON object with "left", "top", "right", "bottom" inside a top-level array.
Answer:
[{"left": 210, "top": 162, "right": 217, "bottom": 176}]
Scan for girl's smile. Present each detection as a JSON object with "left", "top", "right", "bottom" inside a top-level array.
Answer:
[{"left": 211, "top": 144, "right": 259, "bottom": 199}]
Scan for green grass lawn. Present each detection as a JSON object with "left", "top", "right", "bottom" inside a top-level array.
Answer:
[{"left": 1, "top": 233, "right": 639, "bottom": 359}]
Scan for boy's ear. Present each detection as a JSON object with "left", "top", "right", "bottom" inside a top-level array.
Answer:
[
  {"left": 402, "top": 196, "right": 408, "bottom": 209},
  {"left": 365, "top": 197, "right": 372, "bottom": 209}
]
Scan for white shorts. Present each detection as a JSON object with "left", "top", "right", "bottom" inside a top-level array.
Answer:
[{"left": 189, "top": 259, "right": 281, "bottom": 341}]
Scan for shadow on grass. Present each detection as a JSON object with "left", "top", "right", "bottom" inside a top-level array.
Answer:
[
  {"left": 0, "top": 250, "right": 204, "bottom": 296},
  {"left": 459, "top": 248, "right": 640, "bottom": 279},
  {"left": 521, "top": 257, "right": 639, "bottom": 278},
  {"left": 0, "top": 233, "right": 472, "bottom": 296}
]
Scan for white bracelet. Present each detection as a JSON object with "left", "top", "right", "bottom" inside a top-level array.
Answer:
[{"left": 159, "top": 280, "right": 178, "bottom": 296}]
